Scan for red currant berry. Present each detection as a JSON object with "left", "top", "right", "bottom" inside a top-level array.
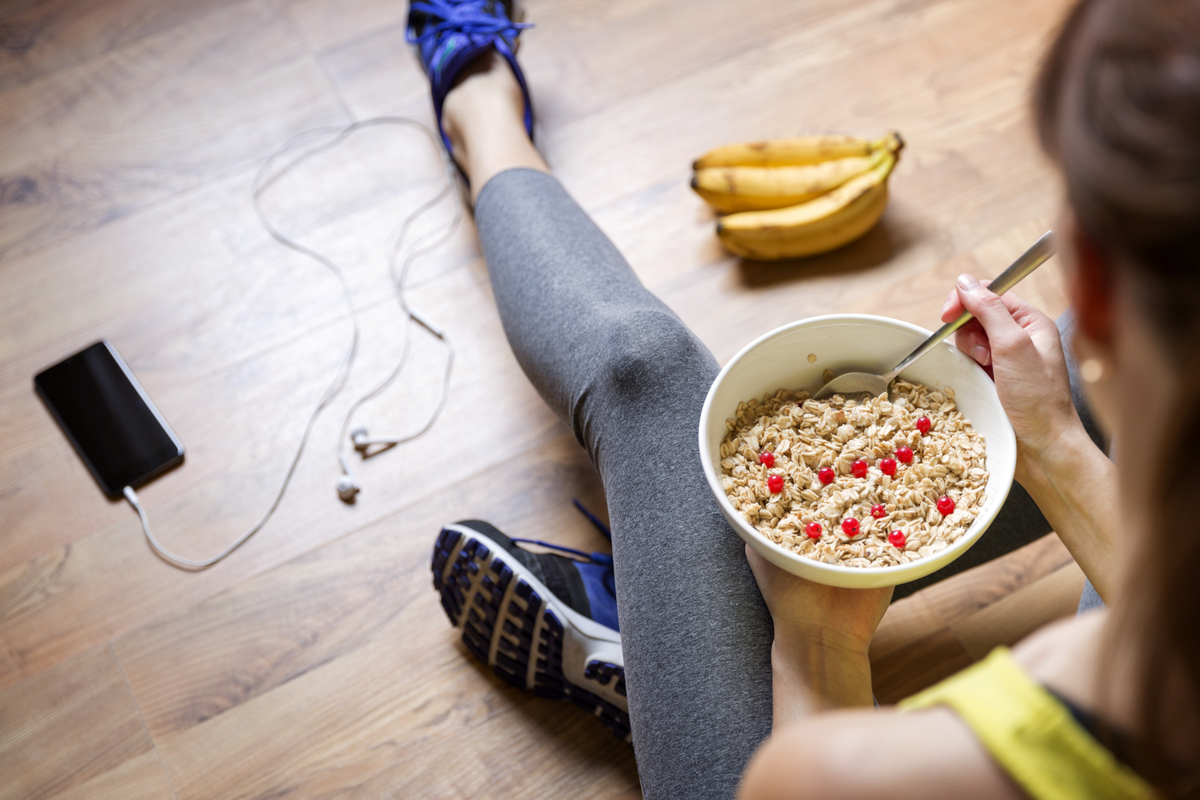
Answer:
[
  {"left": 936, "top": 495, "right": 956, "bottom": 516},
  {"left": 895, "top": 445, "right": 914, "bottom": 464},
  {"left": 841, "top": 517, "right": 860, "bottom": 537},
  {"left": 818, "top": 467, "right": 835, "bottom": 485},
  {"left": 805, "top": 522, "right": 823, "bottom": 539},
  {"left": 768, "top": 474, "right": 784, "bottom": 493},
  {"left": 879, "top": 457, "right": 897, "bottom": 476},
  {"left": 889, "top": 530, "right": 906, "bottom": 548},
  {"left": 759, "top": 451, "right": 775, "bottom": 467},
  {"left": 916, "top": 416, "right": 932, "bottom": 435},
  {"left": 851, "top": 459, "right": 869, "bottom": 478},
  {"left": 871, "top": 504, "right": 887, "bottom": 519}
]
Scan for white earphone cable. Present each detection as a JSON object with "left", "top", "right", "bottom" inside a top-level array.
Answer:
[{"left": 125, "top": 117, "right": 460, "bottom": 569}]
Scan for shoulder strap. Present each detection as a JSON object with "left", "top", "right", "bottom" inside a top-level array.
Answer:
[{"left": 899, "top": 647, "right": 1155, "bottom": 800}]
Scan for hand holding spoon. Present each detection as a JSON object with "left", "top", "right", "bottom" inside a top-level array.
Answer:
[{"left": 813, "top": 231, "right": 1057, "bottom": 400}]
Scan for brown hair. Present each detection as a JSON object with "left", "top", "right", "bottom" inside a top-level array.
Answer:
[{"left": 1035, "top": 0, "right": 1200, "bottom": 793}]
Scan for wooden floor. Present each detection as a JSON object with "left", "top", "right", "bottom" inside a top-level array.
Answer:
[{"left": 0, "top": 0, "right": 1083, "bottom": 797}]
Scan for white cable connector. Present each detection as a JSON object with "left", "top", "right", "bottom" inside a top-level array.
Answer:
[{"left": 127, "top": 117, "right": 460, "bottom": 569}]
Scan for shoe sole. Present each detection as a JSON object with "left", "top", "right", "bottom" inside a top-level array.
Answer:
[{"left": 431, "top": 523, "right": 631, "bottom": 742}]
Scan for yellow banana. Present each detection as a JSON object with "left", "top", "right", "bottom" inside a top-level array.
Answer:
[
  {"left": 693, "top": 133, "right": 894, "bottom": 170},
  {"left": 716, "top": 151, "right": 897, "bottom": 261},
  {"left": 691, "top": 149, "right": 885, "bottom": 213}
]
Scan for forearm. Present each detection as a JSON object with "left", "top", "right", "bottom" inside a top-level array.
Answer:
[
  {"left": 1018, "top": 422, "right": 1120, "bottom": 600},
  {"left": 771, "top": 635, "right": 875, "bottom": 731}
]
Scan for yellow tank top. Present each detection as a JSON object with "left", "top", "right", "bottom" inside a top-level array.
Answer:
[{"left": 899, "top": 647, "right": 1155, "bottom": 800}]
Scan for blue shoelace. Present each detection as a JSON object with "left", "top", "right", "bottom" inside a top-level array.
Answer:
[
  {"left": 508, "top": 498, "right": 614, "bottom": 567},
  {"left": 509, "top": 538, "right": 614, "bottom": 567},
  {"left": 407, "top": 0, "right": 532, "bottom": 47}
]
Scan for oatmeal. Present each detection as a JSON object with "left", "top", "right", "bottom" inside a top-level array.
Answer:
[{"left": 719, "top": 380, "right": 988, "bottom": 568}]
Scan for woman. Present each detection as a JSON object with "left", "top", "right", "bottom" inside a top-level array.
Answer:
[
  {"left": 742, "top": 1, "right": 1200, "bottom": 795},
  {"left": 415, "top": 0, "right": 1199, "bottom": 796}
]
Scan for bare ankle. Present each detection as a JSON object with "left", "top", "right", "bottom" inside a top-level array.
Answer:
[
  {"left": 441, "top": 51, "right": 527, "bottom": 159},
  {"left": 440, "top": 49, "right": 548, "bottom": 199}
]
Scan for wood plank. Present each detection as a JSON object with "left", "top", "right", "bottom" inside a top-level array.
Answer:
[
  {"left": 284, "top": 0, "right": 401, "bottom": 56},
  {"left": 0, "top": 264, "right": 570, "bottom": 690},
  {"left": 0, "top": 645, "right": 162, "bottom": 800},
  {"left": 920, "top": 534, "right": 1075, "bottom": 627},
  {"left": 44, "top": 751, "right": 176, "bottom": 800},
  {"left": 872, "top": 592, "right": 949, "bottom": 665},
  {"left": 0, "top": 0, "right": 347, "bottom": 262},
  {"left": 545, "top": 0, "right": 1068, "bottom": 214},
  {"left": 115, "top": 433, "right": 632, "bottom": 798},
  {"left": 113, "top": 431, "right": 607, "bottom": 741},
  {"left": 873, "top": 627, "right": 975, "bottom": 706},
  {"left": 0, "top": 0, "right": 240, "bottom": 93},
  {"left": 949, "top": 562, "right": 1085, "bottom": 661}
]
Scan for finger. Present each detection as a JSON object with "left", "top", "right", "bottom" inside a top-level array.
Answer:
[
  {"left": 955, "top": 273, "right": 1028, "bottom": 352},
  {"left": 953, "top": 318, "right": 988, "bottom": 354},
  {"left": 942, "top": 277, "right": 995, "bottom": 322},
  {"left": 940, "top": 288, "right": 965, "bottom": 322},
  {"left": 997, "top": 289, "right": 1057, "bottom": 335},
  {"left": 953, "top": 317, "right": 987, "bottom": 345},
  {"left": 955, "top": 324, "right": 992, "bottom": 366}
]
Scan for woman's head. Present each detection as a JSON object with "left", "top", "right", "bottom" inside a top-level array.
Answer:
[
  {"left": 1036, "top": 0, "right": 1200, "bottom": 351},
  {"left": 1035, "top": 0, "right": 1200, "bottom": 790}
]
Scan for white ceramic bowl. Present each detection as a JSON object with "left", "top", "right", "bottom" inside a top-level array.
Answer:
[{"left": 699, "top": 314, "right": 1016, "bottom": 588}]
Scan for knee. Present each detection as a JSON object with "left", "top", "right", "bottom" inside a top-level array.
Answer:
[{"left": 599, "top": 307, "right": 714, "bottom": 400}]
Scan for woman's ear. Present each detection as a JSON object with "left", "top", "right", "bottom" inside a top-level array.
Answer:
[{"left": 1061, "top": 209, "right": 1117, "bottom": 346}]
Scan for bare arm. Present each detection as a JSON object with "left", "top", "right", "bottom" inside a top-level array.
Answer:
[
  {"left": 739, "top": 707, "right": 1026, "bottom": 800},
  {"left": 1018, "top": 423, "right": 1119, "bottom": 598}
]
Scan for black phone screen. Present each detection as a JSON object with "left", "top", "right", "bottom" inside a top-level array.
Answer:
[{"left": 34, "top": 340, "right": 184, "bottom": 497}]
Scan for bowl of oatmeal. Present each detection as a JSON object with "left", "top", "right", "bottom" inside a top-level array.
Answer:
[{"left": 699, "top": 314, "right": 1016, "bottom": 588}]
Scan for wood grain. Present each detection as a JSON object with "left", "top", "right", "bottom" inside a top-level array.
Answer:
[
  {"left": 0, "top": 0, "right": 241, "bottom": 93},
  {"left": 0, "top": 645, "right": 161, "bottom": 800},
  {"left": 950, "top": 562, "right": 1086, "bottom": 661},
  {"left": 0, "top": 0, "right": 1088, "bottom": 796},
  {"left": 0, "top": 0, "right": 347, "bottom": 262}
]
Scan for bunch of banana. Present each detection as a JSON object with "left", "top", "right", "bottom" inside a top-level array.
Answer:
[{"left": 691, "top": 132, "right": 904, "bottom": 261}]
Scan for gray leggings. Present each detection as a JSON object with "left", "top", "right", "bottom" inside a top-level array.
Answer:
[{"left": 475, "top": 169, "right": 1102, "bottom": 799}]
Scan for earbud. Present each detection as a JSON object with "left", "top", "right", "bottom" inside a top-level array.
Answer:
[
  {"left": 350, "top": 427, "right": 370, "bottom": 451},
  {"left": 336, "top": 474, "right": 360, "bottom": 503}
]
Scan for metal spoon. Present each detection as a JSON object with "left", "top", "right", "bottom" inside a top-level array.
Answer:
[{"left": 813, "top": 231, "right": 1057, "bottom": 400}]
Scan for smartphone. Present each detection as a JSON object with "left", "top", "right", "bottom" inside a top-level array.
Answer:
[{"left": 34, "top": 340, "right": 184, "bottom": 498}]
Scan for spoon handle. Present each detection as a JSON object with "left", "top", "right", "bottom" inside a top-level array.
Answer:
[{"left": 883, "top": 231, "right": 1057, "bottom": 382}]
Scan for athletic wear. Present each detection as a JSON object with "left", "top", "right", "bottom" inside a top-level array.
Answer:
[
  {"left": 432, "top": 521, "right": 630, "bottom": 740},
  {"left": 900, "top": 648, "right": 1152, "bottom": 800},
  {"left": 406, "top": 0, "right": 534, "bottom": 156}
]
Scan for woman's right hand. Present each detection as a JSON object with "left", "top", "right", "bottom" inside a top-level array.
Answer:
[{"left": 940, "top": 274, "right": 1084, "bottom": 482}]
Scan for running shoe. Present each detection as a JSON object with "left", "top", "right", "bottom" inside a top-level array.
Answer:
[
  {"left": 431, "top": 519, "right": 630, "bottom": 741},
  {"left": 406, "top": 0, "right": 535, "bottom": 155}
]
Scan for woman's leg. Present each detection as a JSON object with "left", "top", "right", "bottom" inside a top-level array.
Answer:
[
  {"left": 445, "top": 55, "right": 774, "bottom": 797},
  {"left": 443, "top": 46, "right": 1109, "bottom": 792}
]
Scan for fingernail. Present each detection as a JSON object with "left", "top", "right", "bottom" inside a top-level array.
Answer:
[
  {"left": 957, "top": 273, "right": 982, "bottom": 292},
  {"left": 940, "top": 298, "right": 951, "bottom": 317},
  {"left": 972, "top": 345, "right": 990, "bottom": 365}
]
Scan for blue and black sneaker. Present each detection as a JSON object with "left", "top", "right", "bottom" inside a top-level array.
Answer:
[
  {"left": 406, "top": 0, "right": 535, "bottom": 156},
  {"left": 431, "top": 516, "right": 630, "bottom": 742}
]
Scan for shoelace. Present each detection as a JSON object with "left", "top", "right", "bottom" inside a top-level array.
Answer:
[
  {"left": 509, "top": 538, "right": 614, "bottom": 567},
  {"left": 572, "top": 498, "right": 612, "bottom": 540},
  {"left": 406, "top": 0, "right": 533, "bottom": 47},
  {"left": 509, "top": 498, "right": 615, "bottom": 570}
]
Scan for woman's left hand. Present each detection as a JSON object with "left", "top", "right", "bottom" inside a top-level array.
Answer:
[{"left": 745, "top": 544, "right": 892, "bottom": 658}]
